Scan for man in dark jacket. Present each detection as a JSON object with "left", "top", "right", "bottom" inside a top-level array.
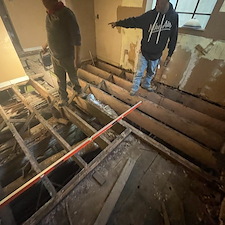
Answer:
[
  {"left": 42, "top": 0, "right": 85, "bottom": 106},
  {"left": 109, "top": 0, "right": 178, "bottom": 95}
]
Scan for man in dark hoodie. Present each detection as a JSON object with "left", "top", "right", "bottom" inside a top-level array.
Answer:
[
  {"left": 109, "top": 0, "right": 178, "bottom": 95},
  {"left": 42, "top": 0, "right": 85, "bottom": 106}
]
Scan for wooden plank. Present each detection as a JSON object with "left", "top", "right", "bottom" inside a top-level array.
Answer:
[
  {"left": 77, "top": 79, "right": 217, "bottom": 170},
  {"left": 156, "top": 83, "right": 225, "bottom": 121},
  {"left": 93, "top": 158, "right": 136, "bottom": 225},
  {"left": 220, "top": 198, "right": 225, "bottom": 225},
  {"left": 0, "top": 106, "right": 56, "bottom": 198},
  {"left": 97, "top": 60, "right": 133, "bottom": 82},
  {"left": 11, "top": 86, "right": 87, "bottom": 169},
  {"left": 23, "top": 128, "right": 131, "bottom": 225},
  {"left": 63, "top": 107, "right": 110, "bottom": 149},
  {"left": 85, "top": 65, "right": 225, "bottom": 135},
  {"left": 78, "top": 69, "right": 224, "bottom": 151},
  {"left": 9, "top": 119, "right": 27, "bottom": 123},
  {"left": 41, "top": 74, "right": 222, "bottom": 185},
  {"left": 97, "top": 61, "right": 225, "bottom": 121},
  {"left": 0, "top": 120, "right": 6, "bottom": 131},
  {"left": 0, "top": 186, "right": 16, "bottom": 225}
]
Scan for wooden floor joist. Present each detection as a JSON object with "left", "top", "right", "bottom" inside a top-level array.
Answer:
[
  {"left": 28, "top": 78, "right": 110, "bottom": 150},
  {"left": 85, "top": 64, "right": 225, "bottom": 136},
  {"left": 11, "top": 86, "right": 87, "bottom": 169},
  {"left": 59, "top": 90, "right": 223, "bottom": 190},
  {"left": 23, "top": 128, "right": 132, "bottom": 225},
  {"left": 93, "top": 158, "right": 136, "bottom": 225},
  {"left": 78, "top": 69, "right": 224, "bottom": 151},
  {"left": 0, "top": 105, "right": 57, "bottom": 198},
  {"left": 74, "top": 78, "right": 217, "bottom": 170},
  {"left": 96, "top": 61, "right": 225, "bottom": 122}
]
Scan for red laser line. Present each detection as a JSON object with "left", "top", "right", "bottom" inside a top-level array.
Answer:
[{"left": 0, "top": 101, "right": 142, "bottom": 208}]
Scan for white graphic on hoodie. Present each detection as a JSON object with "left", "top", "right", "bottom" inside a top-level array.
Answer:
[{"left": 147, "top": 12, "right": 172, "bottom": 44}]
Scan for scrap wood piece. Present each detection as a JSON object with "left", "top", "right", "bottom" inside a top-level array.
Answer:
[
  {"left": 92, "top": 171, "right": 106, "bottom": 186},
  {"left": 162, "top": 201, "right": 170, "bottom": 225},
  {"left": 0, "top": 185, "right": 16, "bottom": 225},
  {"left": 220, "top": 198, "right": 225, "bottom": 225},
  {"left": 0, "top": 105, "right": 56, "bottom": 197},
  {"left": 93, "top": 158, "right": 136, "bottom": 225}
]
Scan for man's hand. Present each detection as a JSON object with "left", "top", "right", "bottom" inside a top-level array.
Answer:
[
  {"left": 75, "top": 46, "right": 81, "bottom": 68},
  {"left": 163, "top": 56, "right": 171, "bottom": 67},
  {"left": 108, "top": 22, "right": 117, "bottom": 28}
]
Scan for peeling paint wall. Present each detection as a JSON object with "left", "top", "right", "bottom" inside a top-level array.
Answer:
[{"left": 156, "top": 34, "right": 225, "bottom": 106}]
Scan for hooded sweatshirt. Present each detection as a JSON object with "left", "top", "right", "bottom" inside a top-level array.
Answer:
[
  {"left": 45, "top": 3, "right": 81, "bottom": 59},
  {"left": 116, "top": 3, "right": 178, "bottom": 60}
]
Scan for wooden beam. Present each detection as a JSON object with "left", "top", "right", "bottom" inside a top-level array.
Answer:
[
  {"left": 63, "top": 107, "right": 110, "bottom": 149},
  {"left": 76, "top": 79, "right": 218, "bottom": 170},
  {"left": 94, "top": 158, "right": 136, "bottom": 225},
  {"left": 85, "top": 65, "right": 225, "bottom": 136},
  {"left": 97, "top": 60, "right": 225, "bottom": 122},
  {"left": 58, "top": 94, "right": 224, "bottom": 191},
  {"left": 78, "top": 69, "right": 224, "bottom": 151},
  {"left": 28, "top": 78, "right": 110, "bottom": 150},
  {"left": 96, "top": 60, "right": 133, "bottom": 82},
  {"left": 23, "top": 128, "right": 132, "bottom": 225},
  {"left": 0, "top": 106, "right": 56, "bottom": 197},
  {"left": 11, "top": 86, "right": 87, "bottom": 169},
  {"left": 0, "top": 185, "right": 16, "bottom": 225},
  {"left": 9, "top": 119, "right": 27, "bottom": 123},
  {"left": 156, "top": 83, "right": 225, "bottom": 122}
]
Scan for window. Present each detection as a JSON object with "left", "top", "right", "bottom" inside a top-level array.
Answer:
[{"left": 150, "top": 0, "right": 217, "bottom": 29}]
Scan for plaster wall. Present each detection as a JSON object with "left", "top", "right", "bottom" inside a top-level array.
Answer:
[
  {"left": 3, "top": 0, "right": 46, "bottom": 51},
  {"left": 66, "top": 0, "right": 96, "bottom": 61},
  {"left": 0, "top": 18, "right": 27, "bottom": 87},
  {"left": 3, "top": 0, "right": 96, "bottom": 60},
  {"left": 156, "top": 34, "right": 225, "bottom": 106}
]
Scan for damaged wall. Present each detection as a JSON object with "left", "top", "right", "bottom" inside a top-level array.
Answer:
[
  {"left": 155, "top": 0, "right": 225, "bottom": 107},
  {"left": 0, "top": 17, "right": 27, "bottom": 88},
  {"left": 156, "top": 34, "right": 225, "bottom": 106}
]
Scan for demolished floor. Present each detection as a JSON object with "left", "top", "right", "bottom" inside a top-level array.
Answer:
[{"left": 0, "top": 55, "right": 225, "bottom": 225}]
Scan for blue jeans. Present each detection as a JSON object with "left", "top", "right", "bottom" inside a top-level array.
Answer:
[
  {"left": 131, "top": 53, "right": 159, "bottom": 92},
  {"left": 52, "top": 56, "right": 81, "bottom": 101}
]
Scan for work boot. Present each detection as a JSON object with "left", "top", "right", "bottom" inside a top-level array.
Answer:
[
  {"left": 71, "top": 88, "right": 87, "bottom": 101},
  {"left": 130, "top": 90, "right": 137, "bottom": 96},
  {"left": 141, "top": 84, "right": 154, "bottom": 92},
  {"left": 78, "top": 92, "right": 88, "bottom": 99},
  {"left": 58, "top": 99, "right": 68, "bottom": 107}
]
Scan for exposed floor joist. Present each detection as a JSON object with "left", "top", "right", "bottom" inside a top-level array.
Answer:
[{"left": 0, "top": 58, "right": 224, "bottom": 224}]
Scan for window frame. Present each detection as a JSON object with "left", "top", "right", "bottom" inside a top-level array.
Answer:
[
  {"left": 173, "top": 0, "right": 216, "bottom": 29},
  {"left": 174, "top": 0, "right": 211, "bottom": 18}
]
